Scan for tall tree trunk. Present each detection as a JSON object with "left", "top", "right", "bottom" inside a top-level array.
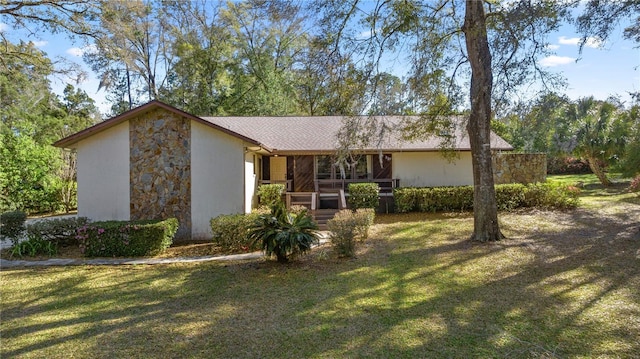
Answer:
[
  {"left": 586, "top": 156, "right": 612, "bottom": 186},
  {"left": 462, "top": 1, "right": 504, "bottom": 242}
]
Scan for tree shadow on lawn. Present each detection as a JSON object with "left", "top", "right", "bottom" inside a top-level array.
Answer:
[{"left": 1, "top": 204, "right": 638, "bottom": 358}]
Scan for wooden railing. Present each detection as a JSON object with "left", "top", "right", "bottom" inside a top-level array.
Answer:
[{"left": 314, "top": 178, "right": 399, "bottom": 194}]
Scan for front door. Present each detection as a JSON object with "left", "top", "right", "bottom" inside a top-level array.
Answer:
[{"left": 270, "top": 156, "right": 287, "bottom": 182}]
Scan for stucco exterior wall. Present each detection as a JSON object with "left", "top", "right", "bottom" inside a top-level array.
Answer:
[
  {"left": 245, "top": 153, "right": 257, "bottom": 213},
  {"left": 493, "top": 153, "right": 546, "bottom": 184},
  {"left": 393, "top": 151, "right": 474, "bottom": 187},
  {"left": 191, "top": 121, "right": 246, "bottom": 240},
  {"left": 76, "top": 121, "right": 130, "bottom": 221}
]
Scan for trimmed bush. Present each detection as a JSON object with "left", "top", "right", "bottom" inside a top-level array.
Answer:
[
  {"left": 393, "top": 188, "right": 419, "bottom": 213},
  {"left": 327, "top": 208, "right": 375, "bottom": 257},
  {"left": 77, "top": 218, "right": 178, "bottom": 257},
  {"left": 495, "top": 184, "right": 526, "bottom": 211},
  {"left": 257, "top": 184, "right": 285, "bottom": 207},
  {"left": 394, "top": 182, "right": 579, "bottom": 213},
  {"left": 0, "top": 211, "right": 27, "bottom": 241},
  {"left": 210, "top": 213, "right": 261, "bottom": 252},
  {"left": 348, "top": 182, "right": 380, "bottom": 209},
  {"left": 523, "top": 182, "right": 579, "bottom": 209},
  {"left": 26, "top": 217, "right": 90, "bottom": 246}
]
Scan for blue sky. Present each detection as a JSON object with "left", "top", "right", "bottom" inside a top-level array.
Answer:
[{"left": 1, "top": 16, "right": 638, "bottom": 115}]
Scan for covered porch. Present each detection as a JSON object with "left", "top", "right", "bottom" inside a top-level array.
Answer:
[{"left": 258, "top": 153, "right": 399, "bottom": 213}]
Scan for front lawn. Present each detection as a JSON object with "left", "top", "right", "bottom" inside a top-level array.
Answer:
[{"left": 1, "top": 175, "right": 639, "bottom": 358}]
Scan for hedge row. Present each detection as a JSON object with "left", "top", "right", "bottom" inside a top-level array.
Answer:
[
  {"left": 347, "top": 183, "right": 380, "bottom": 209},
  {"left": 394, "top": 182, "right": 579, "bottom": 213},
  {"left": 76, "top": 218, "right": 178, "bottom": 257}
]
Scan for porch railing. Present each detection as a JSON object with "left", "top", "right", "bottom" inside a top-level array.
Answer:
[{"left": 315, "top": 178, "right": 399, "bottom": 194}]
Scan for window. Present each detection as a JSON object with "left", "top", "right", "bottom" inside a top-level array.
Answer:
[
  {"left": 316, "top": 155, "right": 334, "bottom": 179},
  {"left": 315, "top": 155, "right": 371, "bottom": 180}
]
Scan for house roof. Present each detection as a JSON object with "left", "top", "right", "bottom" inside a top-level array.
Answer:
[
  {"left": 53, "top": 100, "right": 266, "bottom": 149},
  {"left": 54, "top": 100, "right": 513, "bottom": 153},
  {"left": 202, "top": 115, "right": 513, "bottom": 154}
]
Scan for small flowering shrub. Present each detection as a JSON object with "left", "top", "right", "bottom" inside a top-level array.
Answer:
[
  {"left": 26, "top": 217, "right": 90, "bottom": 246},
  {"left": 77, "top": 218, "right": 178, "bottom": 257},
  {"left": 628, "top": 175, "right": 640, "bottom": 196},
  {"left": 327, "top": 208, "right": 375, "bottom": 257}
]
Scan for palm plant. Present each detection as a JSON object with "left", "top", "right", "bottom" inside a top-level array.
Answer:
[
  {"left": 573, "top": 98, "right": 623, "bottom": 187},
  {"left": 249, "top": 204, "right": 319, "bottom": 263}
]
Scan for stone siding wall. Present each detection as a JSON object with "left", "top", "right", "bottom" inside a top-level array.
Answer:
[
  {"left": 493, "top": 153, "right": 546, "bottom": 184},
  {"left": 130, "top": 109, "right": 191, "bottom": 239}
]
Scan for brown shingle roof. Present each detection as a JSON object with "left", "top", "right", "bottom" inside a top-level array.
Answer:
[
  {"left": 201, "top": 115, "right": 513, "bottom": 154},
  {"left": 53, "top": 100, "right": 513, "bottom": 153}
]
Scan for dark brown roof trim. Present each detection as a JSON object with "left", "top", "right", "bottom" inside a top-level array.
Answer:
[{"left": 53, "top": 100, "right": 270, "bottom": 151}]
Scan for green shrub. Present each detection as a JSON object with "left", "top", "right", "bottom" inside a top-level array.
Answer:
[
  {"left": 393, "top": 188, "right": 419, "bottom": 213},
  {"left": 0, "top": 210, "right": 27, "bottom": 241},
  {"left": 249, "top": 204, "right": 319, "bottom": 263},
  {"left": 257, "top": 184, "right": 285, "bottom": 207},
  {"left": 77, "top": 218, "right": 178, "bottom": 257},
  {"left": 495, "top": 184, "right": 526, "bottom": 211},
  {"left": 10, "top": 236, "right": 57, "bottom": 258},
  {"left": 354, "top": 208, "right": 375, "bottom": 240},
  {"left": 26, "top": 217, "right": 90, "bottom": 246},
  {"left": 523, "top": 182, "right": 579, "bottom": 209},
  {"left": 394, "top": 183, "right": 578, "bottom": 213},
  {"left": 348, "top": 183, "right": 380, "bottom": 209},
  {"left": 327, "top": 208, "right": 375, "bottom": 257},
  {"left": 210, "top": 213, "right": 261, "bottom": 252}
]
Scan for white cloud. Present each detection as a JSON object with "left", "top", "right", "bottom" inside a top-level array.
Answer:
[
  {"left": 66, "top": 47, "right": 84, "bottom": 57},
  {"left": 0, "top": 23, "right": 7, "bottom": 33},
  {"left": 539, "top": 55, "right": 576, "bottom": 67},
  {"left": 31, "top": 40, "right": 48, "bottom": 47},
  {"left": 558, "top": 36, "right": 602, "bottom": 48},
  {"left": 66, "top": 44, "right": 97, "bottom": 57}
]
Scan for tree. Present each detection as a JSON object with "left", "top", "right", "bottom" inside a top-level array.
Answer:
[
  {"left": 84, "top": 1, "right": 173, "bottom": 111},
  {"left": 0, "top": 0, "right": 101, "bottom": 80},
  {"left": 572, "top": 97, "right": 630, "bottom": 186},
  {"left": 1, "top": 39, "right": 98, "bottom": 213},
  {"left": 313, "top": 0, "right": 569, "bottom": 241}
]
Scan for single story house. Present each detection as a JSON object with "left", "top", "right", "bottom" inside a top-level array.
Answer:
[{"left": 54, "top": 100, "right": 519, "bottom": 240}]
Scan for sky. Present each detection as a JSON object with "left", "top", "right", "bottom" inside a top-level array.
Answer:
[{"left": 1, "top": 14, "right": 638, "bottom": 116}]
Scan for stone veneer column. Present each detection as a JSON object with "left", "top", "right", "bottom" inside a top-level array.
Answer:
[{"left": 130, "top": 109, "right": 191, "bottom": 239}]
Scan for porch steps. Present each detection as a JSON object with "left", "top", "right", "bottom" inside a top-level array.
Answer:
[{"left": 312, "top": 209, "right": 339, "bottom": 230}]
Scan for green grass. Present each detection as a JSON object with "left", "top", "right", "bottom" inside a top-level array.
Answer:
[
  {"left": 1, "top": 180, "right": 639, "bottom": 358},
  {"left": 548, "top": 173, "right": 640, "bottom": 209}
]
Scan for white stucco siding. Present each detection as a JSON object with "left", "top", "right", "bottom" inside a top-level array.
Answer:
[
  {"left": 244, "top": 153, "right": 258, "bottom": 213},
  {"left": 393, "top": 151, "right": 473, "bottom": 187},
  {"left": 76, "top": 121, "right": 130, "bottom": 221},
  {"left": 191, "top": 121, "right": 246, "bottom": 240}
]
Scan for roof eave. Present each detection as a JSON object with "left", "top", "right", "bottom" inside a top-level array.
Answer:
[{"left": 53, "top": 100, "right": 267, "bottom": 149}]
